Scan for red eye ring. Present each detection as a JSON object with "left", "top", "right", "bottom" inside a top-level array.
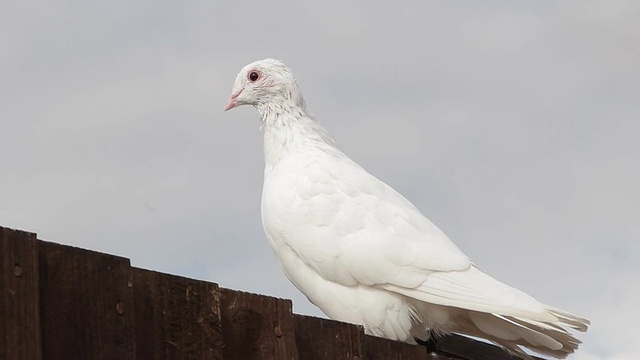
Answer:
[{"left": 248, "top": 70, "right": 260, "bottom": 82}]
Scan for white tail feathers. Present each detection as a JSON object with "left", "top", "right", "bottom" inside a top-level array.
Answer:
[
  {"left": 388, "top": 265, "right": 590, "bottom": 358},
  {"left": 410, "top": 300, "right": 590, "bottom": 359},
  {"left": 469, "top": 311, "right": 588, "bottom": 359}
]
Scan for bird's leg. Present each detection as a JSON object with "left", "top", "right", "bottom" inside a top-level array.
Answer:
[{"left": 415, "top": 330, "right": 440, "bottom": 354}]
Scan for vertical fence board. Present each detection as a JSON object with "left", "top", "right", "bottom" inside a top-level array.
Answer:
[
  {"left": 220, "top": 288, "right": 298, "bottom": 360},
  {"left": 38, "top": 241, "right": 135, "bottom": 360},
  {"left": 363, "top": 335, "right": 430, "bottom": 360},
  {"left": 0, "top": 227, "right": 42, "bottom": 360},
  {"left": 133, "top": 268, "right": 223, "bottom": 360},
  {"left": 434, "top": 334, "right": 540, "bottom": 360},
  {"left": 293, "top": 314, "right": 363, "bottom": 360},
  {"left": 0, "top": 224, "right": 540, "bottom": 360}
]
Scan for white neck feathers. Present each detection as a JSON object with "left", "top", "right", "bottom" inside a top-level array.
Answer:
[{"left": 258, "top": 102, "right": 336, "bottom": 168}]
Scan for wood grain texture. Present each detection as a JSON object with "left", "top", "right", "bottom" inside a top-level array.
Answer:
[
  {"left": 38, "top": 240, "right": 136, "bottom": 360},
  {"left": 0, "top": 224, "right": 542, "bottom": 360},
  {"left": 0, "top": 227, "right": 42, "bottom": 360},
  {"left": 220, "top": 288, "right": 298, "bottom": 360},
  {"left": 434, "top": 334, "right": 543, "bottom": 360},
  {"left": 363, "top": 334, "right": 430, "bottom": 360},
  {"left": 294, "top": 314, "right": 363, "bottom": 360},
  {"left": 133, "top": 268, "right": 223, "bottom": 360}
]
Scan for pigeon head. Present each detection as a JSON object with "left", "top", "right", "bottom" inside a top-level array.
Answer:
[{"left": 224, "top": 58, "right": 306, "bottom": 113}]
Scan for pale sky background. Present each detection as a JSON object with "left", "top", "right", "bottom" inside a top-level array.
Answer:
[{"left": 1, "top": 1, "right": 638, "bottom": 359}]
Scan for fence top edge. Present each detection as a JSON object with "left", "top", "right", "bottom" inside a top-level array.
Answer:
[
  {"left": 0, "top": 223, "right": 532, "bottom": 360},
  {"left": 1, "top": 225, "right": 37, "bottom": 237}
]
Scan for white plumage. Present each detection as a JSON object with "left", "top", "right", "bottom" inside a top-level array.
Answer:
[{"left": 224, "top": 58, "right": 589, "bottom": 359}]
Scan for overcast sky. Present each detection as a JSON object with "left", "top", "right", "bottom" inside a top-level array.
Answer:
[{"left": 1, "top": 1, "right": 638, "bottom": 359}]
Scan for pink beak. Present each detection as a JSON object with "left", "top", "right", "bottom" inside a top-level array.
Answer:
[{"left": 224, "top": 88, "right": 243, "bottom": 111}]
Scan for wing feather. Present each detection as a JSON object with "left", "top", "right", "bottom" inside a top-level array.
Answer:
[{"left": 262, "top": 153, "right": 470, "bottom": 288}]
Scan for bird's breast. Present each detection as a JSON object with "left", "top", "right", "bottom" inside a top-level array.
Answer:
[{"left": 262, "top": 161, "right": 345, "bottom": 241}]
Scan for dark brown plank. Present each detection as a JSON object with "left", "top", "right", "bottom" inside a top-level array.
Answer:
[
  {"left": 38, "top": 240, "right": 136, "bottom": 360},
  {"left": 363, "top": 334, "right": 429, "bottom": 360},
  {"left": 220, "top": 288, "right": 298, "bottom": 360},
  {"left": 434, "top": 334, "right": 541, "bottom": 360},
  {"left": 133, "top": 268, "right": 224, "bottom": 360},
  {"left": 0, "top": 227, "right": 42, "bottom": 360},
  {"left": 293, "top": 314, "right": 363, "bottom": 360}
]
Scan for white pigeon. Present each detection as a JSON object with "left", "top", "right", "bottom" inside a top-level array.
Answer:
[{"left": 224, "top": 58, "right": 589, "bottom": 359}]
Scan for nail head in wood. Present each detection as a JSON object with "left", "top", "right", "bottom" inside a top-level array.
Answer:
[
  {"left": 274, "top": 326, "right": 283, "bottom": 338},
  {"left": 13, "top": 263, "right": 23, "bottom": 277},
  {"left": 116, "top": 302, "right": 125, "bottom": 315}
]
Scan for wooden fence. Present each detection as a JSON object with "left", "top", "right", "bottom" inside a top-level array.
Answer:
[{"left": 1, "top": 225, "right": 534, "bottom": 360}]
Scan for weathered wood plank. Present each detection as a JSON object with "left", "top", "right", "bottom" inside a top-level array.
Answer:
[
  {"left": 0, "top": 223, "right": 543, "bottom": 360},
  {"left": 220, "top": 288, "right": 298, "bottom": 360},
  {"left": 294, "top": 314, "right": 363, "bottom": 360},
  {"left": 38, "top": 240, "right": 136, "bottom": 360},
  {"left": 0, "top": 227, "right": 42, "bottom": 360},
  {"left": 133, "top": 268, "right": 223, "bottom": 360},
  {"left": 363, "top": 334, "right": 429, "bottom": 360},
  {"left": 434, "top": 334, "right": 540, "bottom": 360}
]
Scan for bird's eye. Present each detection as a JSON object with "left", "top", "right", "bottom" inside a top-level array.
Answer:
[{"left": 249, "top": 71, "right": 259, "bottom": 82}]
